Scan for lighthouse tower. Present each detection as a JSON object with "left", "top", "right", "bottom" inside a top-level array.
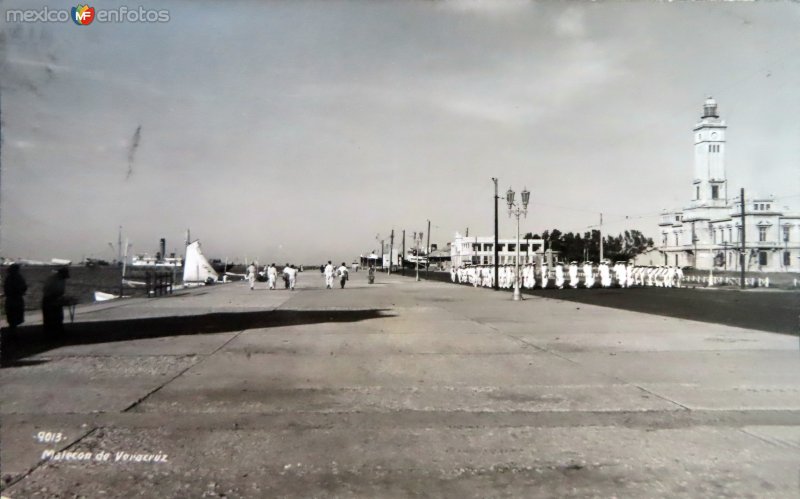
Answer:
[{"left": 691, "top": 97, "right": 727, "bottom": 207}]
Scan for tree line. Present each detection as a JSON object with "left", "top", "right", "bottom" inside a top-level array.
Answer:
[{"left": 521, "top": 229, "right": 654, "bottom": 263}]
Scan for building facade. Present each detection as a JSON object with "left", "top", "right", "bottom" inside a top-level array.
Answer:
[
  {"left": 658, "top": 98, "right": 800, "bottom": 272},
  {"left": 450, "top": 233, "right": 546, "bottom": 268}
]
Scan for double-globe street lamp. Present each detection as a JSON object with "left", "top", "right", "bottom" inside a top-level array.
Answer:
[{"left": 506, "top": 186, "right": 530, "bottom": 301}]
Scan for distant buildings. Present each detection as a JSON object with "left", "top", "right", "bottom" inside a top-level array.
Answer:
[
  {"left": 450, "top": 233, "right": 546, "bottom": 268},
  {"left": 658, "top": 98, "right": 799, "bottom": 272}
]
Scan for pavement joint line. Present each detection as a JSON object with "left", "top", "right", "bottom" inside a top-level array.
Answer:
[
  {"left": 2, "top": 426, "right": 98, "bottom": 491},
  {"left": 736, "top": 427, "right": 798, "bottom": 450},
  {"left": 120, "top": 322, "right": 258, "bottom": 413},
  {"left": 507, "top": 332, "right": 692, "bottom": 412}
]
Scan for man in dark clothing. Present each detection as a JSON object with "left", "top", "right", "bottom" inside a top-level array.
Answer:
[
  {"left": 3, "top": 263, "right": 28, "bottom": 329},
  {"left": 41, "top": 267, "right": 70, "bottom": 336}
]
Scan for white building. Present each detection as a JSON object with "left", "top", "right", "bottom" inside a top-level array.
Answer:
[
  {"left": 450, "top": 232, "right": 546, "bottom": 268},
  {"left": 658, "top": 98, "right": 800, "bottom": 272}
]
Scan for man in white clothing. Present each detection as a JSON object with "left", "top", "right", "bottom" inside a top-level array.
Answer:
[
  {"left": 337, "top": 262, "right": 349, "bottom": 289},
  {"left": 583, "top": 261, "right": 594, "bottom": 288},
  {"left": 267, "top": 263, "right": 278, "bottom": 290},
  {"left": 284, "top": 264, "right": 298, "bottom": 290},
  {"left": 246, "top": 262, "right": 257, "bottom": 290},
  {"left": 568, "top": 261, "right": 579, "bottom": 288},
  {"left": 324, "top": 261, "right": 335, "bottom": 289}
]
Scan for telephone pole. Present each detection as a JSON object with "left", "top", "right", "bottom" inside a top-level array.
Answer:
[
  {"left": 740, "top": 188, "right": 746, "bottom": 289},
  {"left": 492, "top": 178, "right": 499, "bottom": 290},
  {"left": 402, "top": 229, "right": 406, "bottom": 276},
  {"left": 599, "top": 213, "right": 604, "bottom": 262},
  {"left": 389, "top": 229, "right": 394, "bottom": 275},
  {"left": 426, "top": 219, "right": 431, "bottom": 275}
]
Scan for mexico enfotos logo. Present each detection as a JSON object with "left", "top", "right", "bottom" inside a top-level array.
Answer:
[{"left": 6, "top": 4, "right": 170, "bottom": 24}]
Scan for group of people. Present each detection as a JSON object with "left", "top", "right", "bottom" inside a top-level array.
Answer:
[
  {"left": 322, "top": 261, "right": 350, "bottom": 289},
  {"left": 246, "top": 263, "right": 299, "bottom": 290},
  {"left": 3, "top": 264, "right": 73, "bottom": 335},
  {"left": 451, "top": 262, "right": 685, "bottom": 289}
]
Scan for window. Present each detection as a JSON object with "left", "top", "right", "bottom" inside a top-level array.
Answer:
[
  {"left": 758, "top": 227, "right": 767, "bottom": 242},
  {"left": 737, "top": 227, "right": 742, "bottom": 242},
  {"left": 728, "top": 228, "right": 732, "bottom": 242},
  {"left": 675, "top": 215, "right": 680, "bottom": 222},
  {"left": 720, "top": 229, "right": 725, "bottom": 243},
  {"left": 507, "top": 244, "right": 515, "bottom": 252},
  {"left": 520, "top": 244, "right": 528, "bottom": 252},
  {"left": 766, "top": 204, "right": 771, "bottom": 211},
  {"left": 784, "top": 252, "right": 791, "bottom": 266},
  {"left": 662, "top": 234, "right": 668, "bottom": 246},
  {"left": 711, "top": 185, "right": 719, "bottom": 199},
  {"left": 712, "top": 230, "right": 716, "bottom": 243},
  {"left": 675, "top": 234, "right": 679, "bottom": 246},
  {"left": 696, "top": 186, "right": 700, "bottom": 200},
  {"left": 784, "top": 226, "right": 791, "bottom": 242},
  {"left": 759, "top": 251, "right": 768, "bottom": 266}
]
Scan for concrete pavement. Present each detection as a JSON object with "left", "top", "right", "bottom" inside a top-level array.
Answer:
[{"left": 2, "top": 271, "right": 799, "bottom": 497}]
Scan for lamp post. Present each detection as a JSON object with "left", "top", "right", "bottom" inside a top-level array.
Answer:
[{"left": 506, "top": 186, "right": 530, "bottom": 301}]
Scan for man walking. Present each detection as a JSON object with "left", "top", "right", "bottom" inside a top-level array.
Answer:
[
  {"left": 267, "top": 263, "right": 278, "bottom": 290},
  {"left": 246, "top": 262, "right": 257, "bottom": 290},
  {"left": 284, "top": 264, "right": 298, "bottom": 290},
  {"left": 337, "top": 262, "right": 349, "bottom": 289},
  {"left": 324, "top": 261, "right": 335, "bottom": 289}
]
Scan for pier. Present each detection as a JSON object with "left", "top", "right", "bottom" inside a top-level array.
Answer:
[{"left": 2, "top": 272, "right": 799, "bottom": 497}]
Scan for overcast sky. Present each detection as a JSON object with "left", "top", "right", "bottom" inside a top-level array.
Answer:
[{"left": 2, "top": 0, "right": 798, "bottom": 264}]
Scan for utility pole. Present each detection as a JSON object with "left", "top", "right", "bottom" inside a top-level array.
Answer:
[
  {"left": 599, "top": 213, "right": 604, "bottom": 262},
  {"left": 426, "top": 219, "right": 431, "bottom": 275},
  {"left": 492, "top": 178, "right": 499, "bottom": 291},
  {"left": 740, "top": 188, "right": 746, "bottom": 289},
  {"left": 402, "top": 229, "right": 406, "bottom": 276},
  {"left": 380, "top": 239, "right": 385, "bottom": 270},
  {"left": 117, "top": 226, "right": 123, "bottom": 264},
  {"left": 389, "top": 229, "right": 394, "bottom": 275}
]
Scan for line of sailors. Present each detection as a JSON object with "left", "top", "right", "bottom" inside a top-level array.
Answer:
[{"left": 450, "top": 262, "right": 684, "bottom": 289}]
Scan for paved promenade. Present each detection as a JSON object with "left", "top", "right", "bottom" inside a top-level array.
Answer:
[{"left": 2, "top": 272, "right": 800, "bottom": 497}]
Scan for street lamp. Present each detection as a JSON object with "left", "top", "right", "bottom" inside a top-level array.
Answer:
[{"left": 506, "top": 186, "right": 530, "bottom": 301}]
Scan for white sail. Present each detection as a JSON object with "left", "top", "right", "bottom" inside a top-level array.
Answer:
[{"left": 183, "top": 240, "right": 219, "bottom": 285}]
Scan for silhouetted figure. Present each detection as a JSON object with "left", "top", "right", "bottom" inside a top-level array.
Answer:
[
  {"left": 41, "top": 267, "right": 70, "bottom": 336},
  {"left": 3, "top": 263, "right": 28, "bottom": 329}
]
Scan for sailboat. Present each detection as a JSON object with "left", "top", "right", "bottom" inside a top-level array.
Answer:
[{"left": 183, "top": 240, "right": 219, "bottom": 286}]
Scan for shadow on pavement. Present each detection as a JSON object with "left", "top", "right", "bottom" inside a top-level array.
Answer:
[{"left": 0, "top": 308, "right": 393, "bottom": 367}]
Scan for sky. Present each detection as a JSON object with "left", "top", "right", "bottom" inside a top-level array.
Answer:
[{"left": 2, "top": 0, "right": 799, "bottom": 264}]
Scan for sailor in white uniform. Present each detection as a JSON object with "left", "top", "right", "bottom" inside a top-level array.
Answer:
[
  {"left": 568, "top": 261, "right": 579, "bottom": 288},
  {"left": 554, "top": 262, "right": 565, "bottom": 289},
  {"left": 597, "top": 261, "right": 609, "bottom": 288},
  {"left": 583, "top": 261, "right": 594, "bottom": 288},
  {"left": 540, "top": 263, "right": 549, "bottom": 289}
]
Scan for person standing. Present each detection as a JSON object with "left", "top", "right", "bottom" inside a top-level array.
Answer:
[
  {"left": 337, "top": 262, "right": 349, "bottom": 289},
  {"left": 41, "top": 267, "right": 70, "bottom": 336},
  {"left": 568, "top": 261, "right": 579, "bottom": 289},
  {"left": 583, "top": 261, "right": 594, "bottom": 288},
  {"left": 540, "top": 262, "right": 549, "bottom": 289},
  {"left": 285, "top": 264, "right": 298, "bottom": 290},
  {"left": 246, "top": 262, "right": 257, "bottom": 290},
  {"left": 324, "top": 261, "right": 335, "bottom": 289},
  {"left": 3, "top": 263, "right": 28, "bottom": 329},
  {"left": 555, "top": 262, "right": 565, "bottom": 289},
  {"left": 267, "top": 263, "right": 278, "bottom": 290}
]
